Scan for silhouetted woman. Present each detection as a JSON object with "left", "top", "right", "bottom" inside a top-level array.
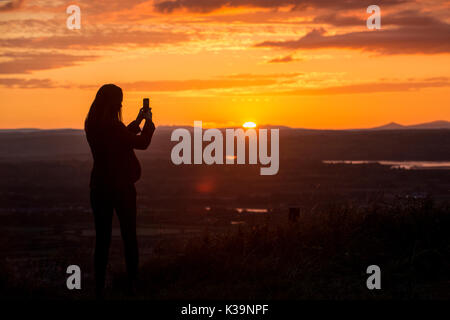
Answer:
[{"left": 85, "top": 84, "right": 155, "bottom": 297}]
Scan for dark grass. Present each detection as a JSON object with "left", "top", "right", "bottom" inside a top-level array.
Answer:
[
  {"left": 1, "top": 198, "right": 449, "bottom": 300},
  {"left": 130, "top": 198, "right": 450, "bottom": 300}
]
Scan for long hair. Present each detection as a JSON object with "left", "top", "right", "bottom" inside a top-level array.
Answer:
[{"left": 85, "top": 84, "right": 123, "bottom": 134}]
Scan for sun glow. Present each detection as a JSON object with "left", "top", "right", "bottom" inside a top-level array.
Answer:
[{"left": 243, "top": 122, "right": 256, "bottom": 128}]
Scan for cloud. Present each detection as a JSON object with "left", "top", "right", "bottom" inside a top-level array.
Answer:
[
  {"left": 154, "top": 0, "right": 406, "bottom": 13},
  {"left": 0, "top": 0, "right": 24, "bottom": 12},
  {"left": 255, "top": 23, "right": 450, "bottom": 54},
  {"left": 221, "top": 72, "right": 303, "bottom": 79},
  {"left": 0, "top": 52, "right": 98, "bottom": 74},
  {"left": 117, "top": 76, "right": 450, "bottom": 94},
  {"left": 0, "top": 72, "right": 301, "bottom": 89},
  {"left": 267, "top": 55, "right": 300, "bottom": 63},
  {"left": 4, "top": 74, "right": 448, "bottom": 95},
  {"left": 77, "top": 0, "right": 150, "bottom": 15},
  {"left": 313, "top": 10, "right": 445, "bottom": 27},
  {"left": 0, "top": 78, "right": 57, "bottom": 88},
  {"left": 114, "top": 78, "right": 283, "bottom": 91},
  {"left": 259, "top": 78, "right": 450, "bottom": 95},
  {"left": 0, "top": 29, "right": 191, "bottom": 51},
  {"left": 105, "top": 73, "right": 304, "bottom": 92}
]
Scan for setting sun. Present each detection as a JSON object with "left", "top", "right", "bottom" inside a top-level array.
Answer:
[{"left": 243, "top": 122, "right": 257, "bottom": 128}]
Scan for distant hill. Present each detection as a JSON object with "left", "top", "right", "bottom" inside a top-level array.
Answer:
[
  {"left": 370, "top": 120, "right": 450, "bottom": 130},
  {"left": 1, "top": 125, "right": 450, "bottom": 162},
  {"left": 0, "top": 120, "right": 448, "bottom": 137},
  {"left": 0, "top": 128, "right": 84, "bottom": 134},
  {"left": 0, "top": 128, "right": 41, "bottom": 133},
  {"left": 370, "top": 122, "right": 406, "bottom": 130},
  {"left": 409, "top": 121, "right": 450, "bottom": 129}
]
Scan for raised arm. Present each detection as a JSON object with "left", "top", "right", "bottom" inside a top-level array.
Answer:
[
  {"left": 127, "top": 120, "right": 142, "bottom": 134},
  {"left": 115, "top": 119, "right": 155, "bottom": 150}
]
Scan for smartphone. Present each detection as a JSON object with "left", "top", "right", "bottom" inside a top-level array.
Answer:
[{"left": 143, "top": 98, "right": 150, "bottom": 112}]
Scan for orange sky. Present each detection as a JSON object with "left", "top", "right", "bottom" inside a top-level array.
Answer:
[{"left": 0, "top": 0, "right": 449, "bottom": 129}]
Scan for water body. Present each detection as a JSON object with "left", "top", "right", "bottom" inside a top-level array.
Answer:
[
  {"left": 204, "top": 207, "right": 269, "bottom": 213},
  {"left": 236, "top": 208, "right": 269, "bottom": 213},
  {"left": 323, "top": 160, "right": 450, "bottom": 170}
]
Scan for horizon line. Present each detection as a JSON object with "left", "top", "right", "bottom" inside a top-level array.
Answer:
[{"left": 1, "top": 120, "right": 450, "bottom": 132}]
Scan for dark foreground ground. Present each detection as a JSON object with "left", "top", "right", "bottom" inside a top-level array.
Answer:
[
  {"left": 0, "top": 128, "right": 449, "bottom": 300},
  {"left": 1, "top": 198, "right": 449, "bottom": 300}
]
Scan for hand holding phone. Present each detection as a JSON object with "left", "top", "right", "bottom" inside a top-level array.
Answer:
[
  {"left": 143, "top": 98, "right": 150, "bottom": 112},
  {"left": 143, "top": 98, "right": 152, "bottom": 121}
]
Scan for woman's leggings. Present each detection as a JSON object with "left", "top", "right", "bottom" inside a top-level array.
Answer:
[{"left": 90, "top": 184, "right": 138, "bottom": 293}]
